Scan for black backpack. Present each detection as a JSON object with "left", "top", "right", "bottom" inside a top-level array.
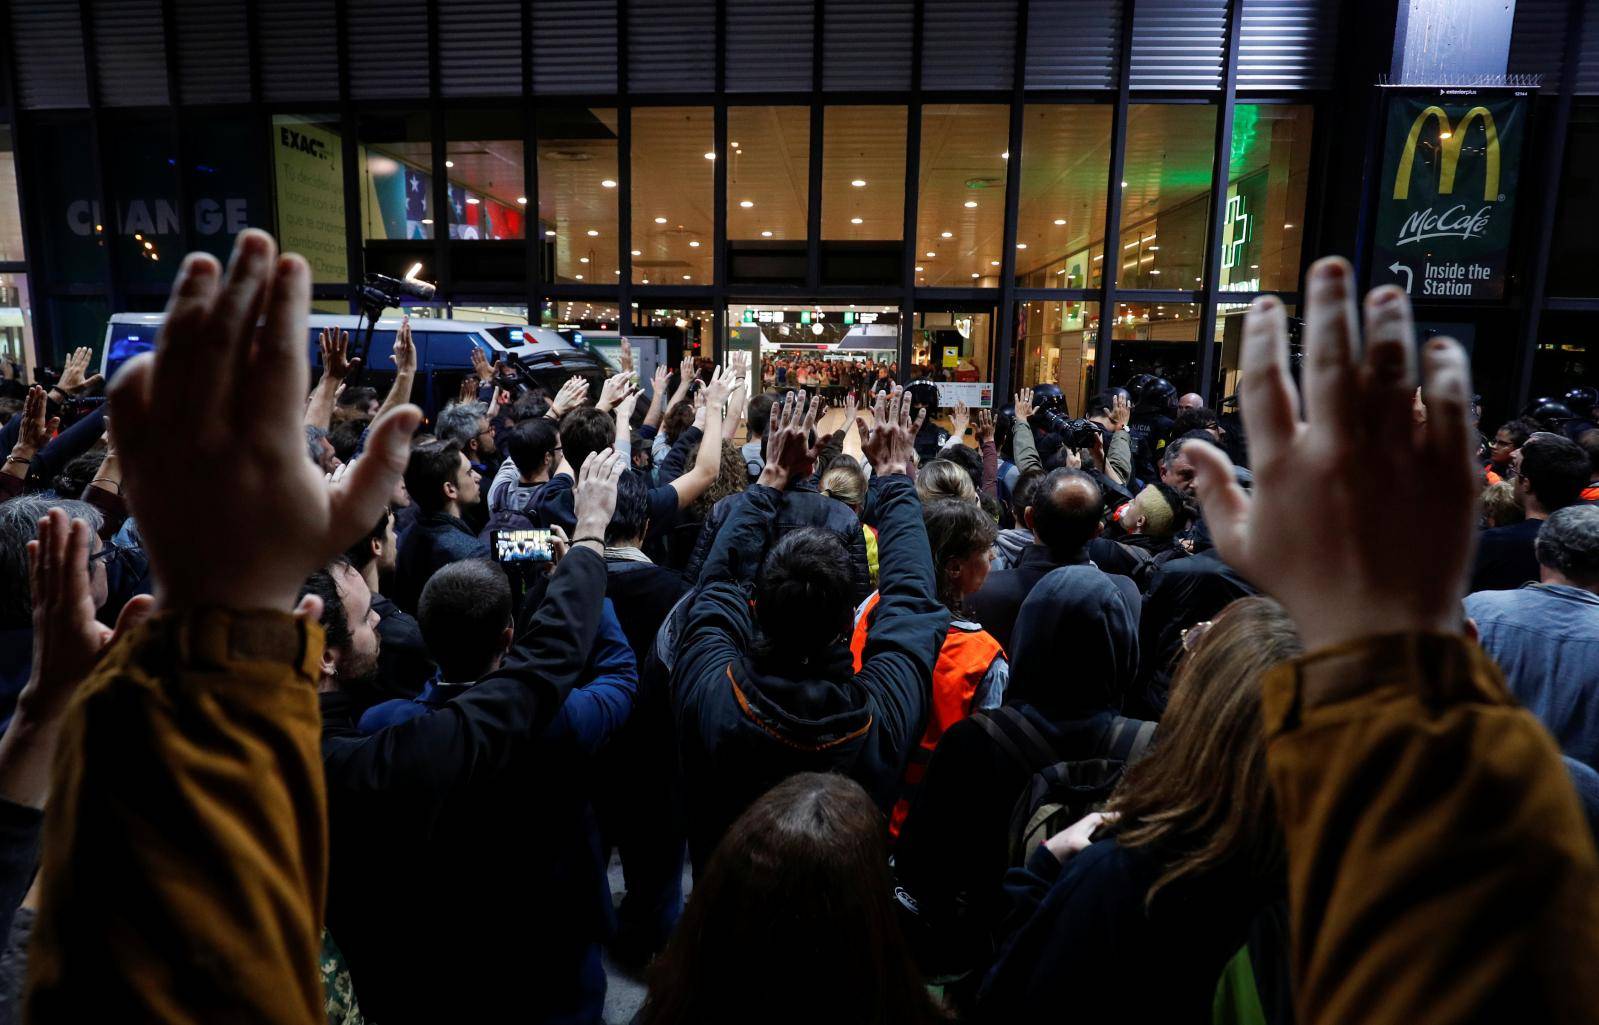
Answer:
[
  {"left": 476, "top": 483, "right": 544, "bottom": 545},
  {"left": 970, "top": 707, "right": 1156, "bottom": 866}
]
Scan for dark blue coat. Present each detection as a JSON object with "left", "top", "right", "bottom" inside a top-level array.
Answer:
[{"left": 391, "top": 510, "right": 491, "bottom": 614}]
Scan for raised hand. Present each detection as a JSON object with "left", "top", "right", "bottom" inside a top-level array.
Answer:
[
  {"left": 757, "top": 391, "right": 824, "bottom": 490},
  {"left": 976, "top": 407, "right": 995, "bottom": 443},
  {"left": 619, "top": 338, "right": 635, "bottom": 374},
  {"left": 470, "top": 345, "right": 494, "bottom": 383},
  {"left": 7, "top": 385, "right": 58, "bottom": 469},
  {"left": 109, "top": 229, "right": 422, "bottom": 612},
  {"left": 1014, "top": 388, "right": 1036, "bottom": 424},
  {"left": 950, "top": 399, "right": 971, "bottom": 440},
  {"left": 1188, "top": 257, "right": 1477, "bottom": 652},
  {"left": 1110, "top": 391, "right": 1131, "bottom": 431},
  {"left": 598, "top": 370, "right": 638, "bottom": 412},
  {"left": 58, "top": 348, "right": 90, "bottom": 392},
  {"left": 572, "top": 448, "right": 627, "bottom": 545},
  {"left": 651, "top": 362, "right": 670, "bottom": 398},
  {"left": 550, "top": 375, "right": 588, "bottom": 418},
  {"left": 319, "top": 326, "right": 360, "bottom": 380},
  {"left": 391, "top": 316, "right": 417, "bottom": 376},
  {"left": 457, "top": 374, "right": 480, "bottom": 406},
  {"left": 860, "top": 386, "right": 920, "bottom": 477},
  {"left": 703, "top": 365, "right": 731, "bottom": 408}
]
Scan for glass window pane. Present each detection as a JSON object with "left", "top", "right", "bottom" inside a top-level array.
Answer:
[
  {"left": 1529, "top": 311, "right": 1596, "bottom": 414},
  {"left": 633, "top": 108, "right": 713, "bottom": 284},
  {"left": 446, "top": 113, "right": 526, "bottom": 241},
  {"left": 1015, "top": 106, "right": 1113, "bottom": 288},
  {"left": 542, "top": 299, "right": 623, "bottom": 330},
  {"left": 728, "top": 107, "right": 810, "bottom": 243},
  {"left": 913, "top": 308, "right": 995, "bottom": 381},
  {"left": 538, "top": 108, "right": 619, "bottom": 284},
  {"left": 183, "top": 114, "right": 270, "bottom": 267},
  {"left": 359, "top": 112, "right": 434, "bottom": 241},
  {"left": 917, "top": 105, "right": 1009, "bottom": 286},
  {"left": 0, "top": 128, "right": 22, "bottom": 263},
  {"left": 822, "top": 106, "right": 906, "bottom": 241},
  {"left": 1108, "top": 300, "right": 1201, "bottom": 395},
  {"left": 0, "top": 273, "right": 33, "bottom": 375},
  {"left": 1221, "top": 104, "right": 1313, "bottom": 293},
  {"left": 1120, "top": 104, "right": 1216, "bottom": 290},
  {"left": 1017, "top": 300, "right": 1102, "bottom": 416},
  {"left": 104, "top": 116, "right": 180, "bottom": 291},
  {"left": 1546, "top": 103, "right": 1599, "bottom": 298},
  {"left": 1212, "top": 299, "right": 1297, "bottom": 410},
  {"left": 31, "top": 121, "right": 108, "bottom": 286},
  {"left": 272, "top": 114, "right": 349, "bottom": 284}
]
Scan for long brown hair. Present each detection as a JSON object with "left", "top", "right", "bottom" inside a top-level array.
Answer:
[
  {"left": 1103, "top": 596, "right": 1303, "bottom": 907},
  {"left": 640, "top": 773, "right": 947, "bottom": 1025}
]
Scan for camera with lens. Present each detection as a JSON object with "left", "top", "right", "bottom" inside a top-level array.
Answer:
[
  {"left": 1033, "top": 408, "right": 1105, "bottom": 450},
  {"left": 358, "top": 271, "right": 437, "bottom": 312}
]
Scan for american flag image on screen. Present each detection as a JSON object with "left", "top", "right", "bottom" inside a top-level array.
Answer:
[{"left": 405, "top": 169, "right": 429, "bottom": 238}]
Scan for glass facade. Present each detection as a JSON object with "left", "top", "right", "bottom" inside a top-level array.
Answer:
[{"left": 7, "top": 0, "right": 1579, "bottom": 415}]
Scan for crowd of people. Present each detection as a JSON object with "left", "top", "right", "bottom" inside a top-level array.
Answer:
[{"left": 0, "top": 229, "right": 1598, "bottom": 1024}]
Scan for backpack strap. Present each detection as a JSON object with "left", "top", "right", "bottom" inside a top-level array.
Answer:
[
  {"left": 972, "top": 707, "right": 1059, "bottom": 776},
  {"left": 1104, "top": 715, "right": 1157, "bottom": 763}
]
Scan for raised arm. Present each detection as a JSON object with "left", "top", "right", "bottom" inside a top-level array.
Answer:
[
  {"left": 643, "top": 362, "right": 671, "bottom": 429},
  {"left": 1011, "top": 389, "right": 1042, "bottom": 474},
  {"left": 305, "top": 326, "right": 361, "bottom": 430},
  {"left": 2, "top": 385, "right": 56, "bottom": 489},
  {"left": 669, "top": 365, "right": 728, "bottom": 509},
  {"left": 375, "top": 316, "right": 417, "bottom": 419},
  {"left": 543, "top": 598, "right": 638, "bottom": 754},
  {"left": 1190, "top": 258, "right": 1599, "bottom": 1025}
]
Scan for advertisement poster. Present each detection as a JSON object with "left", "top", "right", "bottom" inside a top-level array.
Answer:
[
  {"left": 933, "top": 382, "right": 994, "bottom": 409},
  {"left": 1372, "top": 89, "right": 1528, "bottom": 301},
  {"left": 272, "top": 119, "right": 348, "bottom": 283}
]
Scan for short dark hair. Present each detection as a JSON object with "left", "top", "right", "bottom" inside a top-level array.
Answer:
[
  {"left": 418, "top": 559, "right": 513, "bottom": 681},
  {"left": 1010, "top": 467, "right": 1046, "bottom": 524},
  {"left": 509, "top": 391, "right": 551, "bottom": 422},
  {"left": 337, "top": 385, "right": 379, "bottom": 410},
  {"left": 0, "top": 495, "right": 101, "bottom": 626},
  {"left": 1163, "top": 430, "right": 1213, "bottom": 469},
  {"left": 937, "top": 444, "right": 983, "bottom": 496},
  {"left": 1535, "top": 505, "right": 1599, "bottom": 587},
  {"left": 1086, "top": 390, "right": 1118, "bottom": 418},
  {"left": 298, "top": 560, "right": 354, "bottom": 654},
  {"left": 924, "top": 499, "right": 998, "bottom": 611},
  {"left": 755, "top": 528, "right": 855, "bottom": 655},
  {"left": 1577, "top": 428, "right": 1599, "bottom": 475},
  {"left": 404, "top": 441, "right": 465, "bottom": 515},
  {"left": 559, "top": 406, "right": 616, "bottom": 472},
  {"left": 52, "top": 450, "right": 105, "bottom": 499},
  {"left": 662, "top": 401, "right": 696, "bottom": 443},
  {"left": 345, "top": 508, "right": 392, "bottom": 571},
  {"left": 1520, "top": 433, "right": 1590, "bottom": 511},
  {"left": 1029, "top": 468, "right": 1103, "bottom": 560},
  {"left": 607, "top": 468, "right": 652, "bottom": 545},
  {"left": 1172, "top": 406, "right": 1217, "bottom": 437},
  {"left": 1498, "top": 418, "right": 1537, "bottom": 449},
  {"left": 747, "top": 393, "right": 777, "bottom": 438},
  {"left": 507, "top": 417, "right": 560, "bottom": 479},
  {"left": 328, "top": 419, "right": 369, "bottom": 465}
]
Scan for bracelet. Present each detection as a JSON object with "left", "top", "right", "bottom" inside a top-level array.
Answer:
[
  {"left": 4, "top": 455, "right": 31, "bottom": 466},
  {"left": 571, "top": 536, "right": 605, "bottom": 548},
  {"left": 88, "top": 477, "right": 122, "bottom": 494}
]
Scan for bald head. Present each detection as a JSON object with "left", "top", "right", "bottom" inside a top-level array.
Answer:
[
  {"left": 1177, "top": 392, "right": 1205, "bottom": 413},
  {"left": 1027, "top": 469, "right": 1104, "bottom": 560}
]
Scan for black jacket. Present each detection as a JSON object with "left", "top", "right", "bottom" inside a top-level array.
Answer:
[
  {"left": 1130, "top": 552, "right": 1254, "bottom": 719},
  {"left": 320, "top": 550, "right": 605, "bottom": 1025},
  {"left": 372, "top": 591, "right": 434, "bottom": 699},
  {"left": 672, "top": 477, "right": 949, "bottom": 871},
  {"left": 1469, "top": 517, "right": 1545, "bottom": 593},
  {"left": 966, "top": 545, "right": 1139, "bottom": 655},
  {"left": 681, "top": 480, "right": 873, "bottom": 604},
  {"left": 392, "top": 510, "right": 491, "bottom": 614}
]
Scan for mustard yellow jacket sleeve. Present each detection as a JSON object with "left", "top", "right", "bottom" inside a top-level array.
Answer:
[
  {"left": 26, "top": 609, "right": 327, "bottom": 1025},
  {"left": 1263, "top": 633, "right": 1599, "bottom": 1025}
]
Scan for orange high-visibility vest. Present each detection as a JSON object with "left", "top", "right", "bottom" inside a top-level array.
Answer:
[{"left": 850, "top": 592, "right": 1006, "bottom": 840}]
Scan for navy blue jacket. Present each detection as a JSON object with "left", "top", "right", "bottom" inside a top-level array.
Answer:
[
  {"left": 321, "top": 550, "right": 609, "bottom": 1025},
  {"left": 672, "top": 475, "right": 949, "bottom": 871},
  {"left": 391, "top": 510, "right": 491, "bottom": 614}
]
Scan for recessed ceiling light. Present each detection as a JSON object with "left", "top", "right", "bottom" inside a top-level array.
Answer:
[
  {"left": 925, "top": 251, "right": 936, "bottom": 258},
  {"left": 631, "top": 249, "right": 642, "bottom": 256},
  {"left": 940, "top": 231, "right": 953, "bottom": 238},
  {"left": 1284, "top": 223, "right": 1294, "bottom": 229},
  {"left": 1121, "top": 180, "right": 1128, "bottom": 187},
  {"left": 517, "top": 196, "right": 528, "bottom": 205},
  {"left": 686, "top": 240, "right": 700, "bottom": 248},
  {"left": 990, "top": 260, "right": 1000, "bottom": 267},
  {"left": 851, "top": 217, "right": 863, "bottom": 224},
  {"left": 683, "top": 274, "right": 691, "bottom": 280},
  {"left": 761, "top": 230, "right": 773, "bottom": 237},
  {"left": 972, "top": 273, "right": 980, "bottom": 278},
  {"left": 915, "top": 266, "right": 924, "bottom": 272},
  {"left": 421, "top": 218, "right": 433, "bottom": 225},
  {"left": 601, "top": 179, "right": 617, "bottom": 188},
  {"left": 851, "top": 179, "right": 867, "bottom": 188},
  {"left": 1016, "top": 242, "right": 1027, "bottom": 249},
  {"left": 704, "top": 152, "right": 716, "bottom": 160},
  {"left": 545, "top": 229, "right": 555, "bottom": 237},
  {"left": 1001, "top": 151, "right": 1009, "bottom": 159},
  {"left": 445, "top": 160, "right": 454, "bottom": 168},
  {"left": 465, "top": 196, "right": 480, "bottom": 205},
  {"left": 655, "top": 216, "right": 667, "bottom": 224},
  {"left": 965, "top": 200, "right": 978, "bottom": 208},
  {"left": 580, "top": 257, "right": 590, "bottom": 264},
  {"left": 643, "top": 278, "right": 650, "bottom": 283},
  {"left": 575, "top": 274, "right": 584, "bottom": 280},
  {"left": 739, "top": 200, "right": 754, "bottom": 208},
  {"left": 731, "top": 141, "right": 740, "bottom": 148},
  {"left": 587, "top": 229, "right": 599, "bottom": 237},
  {"left": 1053, "top": 218, "right": 1066, "bottom": 225}
]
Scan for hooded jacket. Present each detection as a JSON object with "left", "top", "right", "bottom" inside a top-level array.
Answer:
[{"left": 672, "top": 476, "right": 949, "bottom": 872}]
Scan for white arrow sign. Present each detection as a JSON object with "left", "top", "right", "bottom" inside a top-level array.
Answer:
[{"left": 1389, "top": 262, "right": 1414, "bottom": 294}]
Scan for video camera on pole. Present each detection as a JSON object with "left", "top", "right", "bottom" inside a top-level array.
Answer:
[
  {"left": 1028, "top": 383, "right": 1104, "bottom": 450},
  {"left": 348, "top": 265, "right": 436, "bottom": 387}
]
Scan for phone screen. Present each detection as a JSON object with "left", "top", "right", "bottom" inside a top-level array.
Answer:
[{"left": 493, "top": 528, "right": 553, "bottom": 563}]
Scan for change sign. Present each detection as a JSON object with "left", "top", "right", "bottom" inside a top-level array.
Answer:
[{"left": 1373, "top": 89, "right": 1528, "bottom": 301}]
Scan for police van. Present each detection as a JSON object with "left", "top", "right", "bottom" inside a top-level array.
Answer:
[{"left": 99, "top": 314, "right": 612, "bottom": 418}]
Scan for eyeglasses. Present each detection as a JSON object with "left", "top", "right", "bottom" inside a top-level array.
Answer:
[
  {"left": 1491, "top": 439, "right": 1514, "bottom": 449},
  {"left": 87, "top": 543, "right": 121, "bottom": 572},
  {"left": 1180, "top": 620, "right": 1214, "bottom": 653}
]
